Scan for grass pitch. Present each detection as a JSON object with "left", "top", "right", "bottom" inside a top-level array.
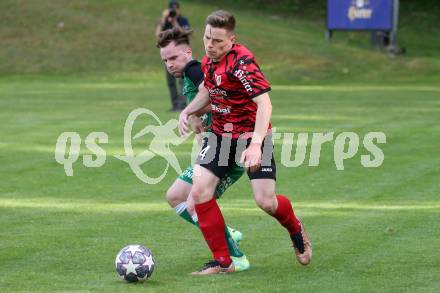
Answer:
[
  {"left": 0, "top": 0, "right": 439, "bottom": 292},
  {"left": 0, "top": 77, "right": 439, "bottom": 292}
]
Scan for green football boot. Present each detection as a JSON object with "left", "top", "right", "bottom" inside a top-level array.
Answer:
[
  {"left": 227, "top": 227, "right": 243, "bottom": 244},
  {"left": 231, "top": 255, "right": 250, "bottom": 272},
  {"left": 226, "top": 227, "right": 249, "bottom": 271}
]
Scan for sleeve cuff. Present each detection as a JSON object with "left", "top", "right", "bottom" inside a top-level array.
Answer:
[{"left": 249, "top": 87, "right": 271, "bottom": 99}]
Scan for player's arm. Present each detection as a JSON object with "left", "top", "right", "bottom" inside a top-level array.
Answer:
[
  {"left": 188, "top": 103, "right": 210, "bottom": 135},
  {"left": 234, "top": 54, "right": 273, "bottom": 172},
  {"left": 178, "top": 82, "right": 210, "bottom": 136},
  {"left": 182, "top": 60, "right": 209, "bottom": 128},
  {"left": 193, "top": 104, "right": 211, "bottom": 117},
  {"left": 187, "top": 115, "right": 205, "bottom": 146},
  {"left": 251, "top": 93, "right": 272, "bottom": 145},
  {"left": 188, "top": 102, "right": 211, "bottom": 133},
  {"left": 240, "top": 92, "right": 272, "bottom": 172}
]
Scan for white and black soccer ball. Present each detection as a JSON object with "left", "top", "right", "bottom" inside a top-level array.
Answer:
[{"left": 115, "top": 244, "right": 155, "bottom": 282}]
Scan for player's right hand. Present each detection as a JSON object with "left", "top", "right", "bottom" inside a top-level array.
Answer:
[
  {"left": 178, "top": 111, "right": 190, "bottom": 136},
  {"left": 240, "top": 142, "right": 262, "bottom": 173},
  {"left": 188, "top": 115, "right": 204, "bottom": 134}
]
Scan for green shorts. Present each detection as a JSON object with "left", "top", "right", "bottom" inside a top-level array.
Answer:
[{"left": 178, "top": 164, "right": 244, "bottom": 198}]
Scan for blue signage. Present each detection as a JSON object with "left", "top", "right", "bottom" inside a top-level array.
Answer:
[{"left": 327, "top": 0, "right": 394, "bottom": 31}]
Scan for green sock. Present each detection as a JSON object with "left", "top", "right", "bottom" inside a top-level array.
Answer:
[
  {"left": 174, "top": 201, "right": 245, "bottom": 258},
  {"left": 174, "top": 202, "right": 197, "bottom": 226},
  {"left": 224, "top": 226, "right": 244, "bottom": 257}
]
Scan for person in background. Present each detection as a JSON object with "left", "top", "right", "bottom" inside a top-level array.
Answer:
[{"left": 156, "top": 1, "right": 190, "bottom": 111}]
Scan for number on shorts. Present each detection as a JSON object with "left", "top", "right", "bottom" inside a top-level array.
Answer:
[{"left": 199, "top": 145, "right": 210, "bottom": 160}]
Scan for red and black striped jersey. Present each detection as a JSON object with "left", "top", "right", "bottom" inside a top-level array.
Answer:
[{"left": 201, "top": 43, "right": 272, "bottom": 138}]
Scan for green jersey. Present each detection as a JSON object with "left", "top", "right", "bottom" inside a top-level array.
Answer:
[{"left": 182, "top": 60, "right": 211, "bottom": 130}]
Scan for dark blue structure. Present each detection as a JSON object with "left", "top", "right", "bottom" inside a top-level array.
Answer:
[{"left": 326, "top": 0, "right": 399, "bottom": 47}]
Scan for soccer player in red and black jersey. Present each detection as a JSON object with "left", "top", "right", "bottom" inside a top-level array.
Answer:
[{"left": 178, "top": 10, "right": 312, "bottom": 275}]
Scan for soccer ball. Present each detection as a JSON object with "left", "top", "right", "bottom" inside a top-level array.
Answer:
[{"left": 115, "top": 244, "right": 155, "bottom": 282}]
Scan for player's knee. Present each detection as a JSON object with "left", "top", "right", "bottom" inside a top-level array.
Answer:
[
  {"left": 190, "top": 186, "right": 211, "bottom": 203},
  {"left": 165, "top": 188, "right": 182, "bottom": 208},
  {"left": 190, "top": 187, "right": 203, "bottom": 202},
  {"left": 255, "top": 196, "right": 277, "bottom": 214}
]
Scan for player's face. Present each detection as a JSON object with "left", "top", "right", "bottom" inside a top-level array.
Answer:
[
  {"left": 203, "top": 24, "right": 235, "bottom": 62},
  {"left": 160, "top": 42, "right": 192, "bottom": 77}
]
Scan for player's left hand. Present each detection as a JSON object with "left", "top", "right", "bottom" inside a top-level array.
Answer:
[{"left": 240, "top": 143, "right": 262, "bottom": 173}]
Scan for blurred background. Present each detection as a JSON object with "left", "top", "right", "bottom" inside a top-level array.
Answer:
[{"left": 1, "top": 0, "right": 438, "bottom": 83}]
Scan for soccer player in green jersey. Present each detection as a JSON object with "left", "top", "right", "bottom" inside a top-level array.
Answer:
[{"left": 156, "top": 27, "right": 249, "bottom": 271}]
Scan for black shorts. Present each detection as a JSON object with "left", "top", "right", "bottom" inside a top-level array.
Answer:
[{"left": 195, "top": 132, "right": 276, "bottom": 181}]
